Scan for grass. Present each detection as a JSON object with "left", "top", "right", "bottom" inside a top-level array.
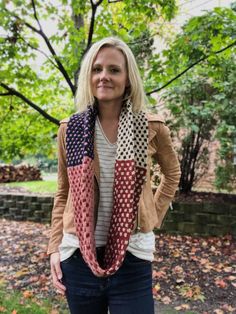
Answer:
[
  {"left": 0, "top": 285, "right": 68, "bottom": 314},
  {"left": 0, "top": 285, "right": 199, "bottom": 314},
  {"left": 155, "top": 302, "right": 198, "bottom": 314},
  {"left": 2, "top": 180, "right": 57, "bottom": 194}
]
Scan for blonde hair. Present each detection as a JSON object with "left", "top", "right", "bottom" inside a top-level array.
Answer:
[{"left": 75, "top": 37, "right": 147, "bottom": 113}]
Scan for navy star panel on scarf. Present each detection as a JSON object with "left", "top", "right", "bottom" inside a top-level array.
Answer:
[
  {"left": 66, "top": 101, "right": 148, "bottom": 277},
  {"left": 66, "top": 106, "right": 97, "bottom": 167}
]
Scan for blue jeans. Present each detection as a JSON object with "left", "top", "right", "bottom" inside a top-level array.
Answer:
[{"left": 61, "top": 247, "right": 154, "bottom": 314}]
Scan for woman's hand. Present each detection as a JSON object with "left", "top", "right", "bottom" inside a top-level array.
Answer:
[{"left": 50, "top": 252, "right": 66, "bottom": 295}]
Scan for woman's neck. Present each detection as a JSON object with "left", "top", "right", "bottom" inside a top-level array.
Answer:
[{"left": 97, "top": 101, "right": 122, "bottom": 122}]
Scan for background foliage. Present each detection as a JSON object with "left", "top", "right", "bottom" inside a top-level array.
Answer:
[
  {"left": 0, "top": 0, "right": 235, "bottom": 192},
  {"left": 0, "top": 0, "right": 177, "bottom": 161},
  {"left": 162, "top": 5, "right": 236, "bottom": 192}
]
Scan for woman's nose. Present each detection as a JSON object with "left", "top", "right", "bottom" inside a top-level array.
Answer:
[{"left": 99, "top": 69, "right": 109, "bottom": 81}]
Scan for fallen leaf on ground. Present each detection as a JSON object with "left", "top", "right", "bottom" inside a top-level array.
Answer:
[
  {"left": 22, "top": 290, "right": 33, "bottom": 298},
  {"left": 175, "top": 304, "right": 190, "bottom": 310},
  {"left": 161, "top": 296, "right": 171, "bottom": 304},
  {"left": 214, "top": 310, "right": 224, "bottom": 314},
  {"left": 215, "top": 279, "right": 227, "bottom": 289}
]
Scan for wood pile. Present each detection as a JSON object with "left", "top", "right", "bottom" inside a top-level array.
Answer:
[{"left": 0, "top": 164, "right": 42, "bottom": 183}]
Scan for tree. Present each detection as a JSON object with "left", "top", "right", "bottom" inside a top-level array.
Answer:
[
  {"left": 162, "top": 5, "right": 236, "bottom": 193},
  {"left": 0, "top": 0, "right": 177, "bottom": 161}
]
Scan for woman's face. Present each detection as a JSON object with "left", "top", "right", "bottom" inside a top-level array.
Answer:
[{"left": 91, "top": 47, "right": 129, "bottom": 105}]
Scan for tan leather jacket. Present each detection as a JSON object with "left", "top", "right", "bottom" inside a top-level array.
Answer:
[{"left": 47, "top": 114, "right": 181, "bottom": 255}]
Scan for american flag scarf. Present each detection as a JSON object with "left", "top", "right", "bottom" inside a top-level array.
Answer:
[{"left": 66, "top": 100, "right": 148, "bottom": 276}]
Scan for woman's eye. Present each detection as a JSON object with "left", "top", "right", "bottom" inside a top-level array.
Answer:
[
  {"left": 110, "top": 68, "right": 120, "bottom": 73},
  {"left": 92, "top": 67, "right": 101, "bottom": 73}
]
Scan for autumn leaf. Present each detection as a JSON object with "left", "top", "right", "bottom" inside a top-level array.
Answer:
[
  {"left": 154, "top": 283, "right": 161, "bottom": 292},
  {"left": 215, "top": 279, "right": 227, "bottom": 289},
  {"left": 14, "top": 268, "right": 29, "bottom": 278},
  {"left": 175, "top": 304, "right": 190, "bottom": 310},
  {"left": 161, "top": 295, "right": 171, "bottom": 304},
  {"left": 213, "top": 310, "right": 224, "bottom": 314},
  {"left": 152, "top": 270, "right": 166, "bottom": 279},
  {"left": 172, "top": 249, "right": 181, "bottom": 257},
  {"left": 178, "top": 284, "right": 205, "bottom": 301},
  {"left": 173, "top": 265, "right": 184, "bottom": 274},
  {"left": 0, "top": 278, "right": 7, "bottom": 286},
  {"left": 152, "top": 283, "right": 161, "bottom": 298},
  {"left": 176, "top": 278, "right": 185, "bottom": 284},
  {"left": 29, "top": 275, "right": 39, "bottom": 283},
  {"left": 210, "top": 245, "right": 216, "bottom": 252},
  {"left": 222, "top": 304, "right": 236, "bottom": 312},
  {"left": 185, "top": 289, "right": 193, "bottom": 298},
  {"left": 23, "top": 290, "right": 33, "bottom": 298},
  {"left": 201, "top": 241, "right": 208, "bottom": 247},
  {"left": 200, "top": 258, "right": 209, "bottom": 265}
]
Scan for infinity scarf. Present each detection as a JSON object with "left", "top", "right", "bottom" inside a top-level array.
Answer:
[{"left": 66, "top": 100, "right": 148, "bottom": 277}]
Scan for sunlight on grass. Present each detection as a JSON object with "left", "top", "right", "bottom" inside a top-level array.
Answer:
[
  {"left": 4, "top": 180, "right": 57, "bottom": 194},
  {"left": 0, "top": 285, "right": 68, "bottom": 314}
]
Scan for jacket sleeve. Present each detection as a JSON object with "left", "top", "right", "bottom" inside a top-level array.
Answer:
[
  {"left": 47, "top": 122, "right": 69, "bottom": 255},
  {"left": 152, "top": 121, "right": 181, "bottom": 228}
]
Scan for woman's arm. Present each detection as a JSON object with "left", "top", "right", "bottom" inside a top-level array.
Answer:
[
  {"left": 152, "top": 121, "right": 181, "bottom": 228},
  {"left": 47, "top": 121, "right": 69, "bottom": 255},
  {"left": 48, "top": 121, "right": 69, "bottom": 295}
]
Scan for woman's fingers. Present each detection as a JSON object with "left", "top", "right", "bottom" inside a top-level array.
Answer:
[
  {"left": 51, "top": 266, "right": 66, "bottom": 294},
  {"left": 50, "top": 252, "right": 66, "bottom": 295}
]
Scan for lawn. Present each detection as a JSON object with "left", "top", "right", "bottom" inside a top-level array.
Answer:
[
  {"left": 2, "top": 180, "right": 57, "bottom": 194},
  {"left": 0, "top": 285, "right": 68, "bottom": 314},
  {"left": 0, "top": 284, "right": 197, "bottom": 314}
]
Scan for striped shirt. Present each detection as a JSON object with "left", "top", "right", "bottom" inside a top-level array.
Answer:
[{"left": 94, "top": 117, "right": 117, "bottom": 246}]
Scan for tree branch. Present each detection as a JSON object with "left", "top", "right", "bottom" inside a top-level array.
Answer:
[
  {"left": 19, "top": 35, "right": 59, "bottom": 69},
  {"left": 31, "top": 0, "right": 43, "bottom": 31},
  {"left": 4, "top": 8, "right": 41, "bottom": 35},
  {"left": 39, "top": 31, "right": 76, "bottom": 95},
  {"left": 74, "top": 0, "right": 103, "bottom": 88},
  {"left": 146, "top": 40, "right": 236, "bottom": 96},
  {"left": 4, "top": 7, "right": 75, "bottom": 96},
  {"left": 0, "top": 82, "right": 60, "bottom": 125},
  {"left": 86, "top": 0, "right": 103, "bottom": 51},
  {"left": 71, "top": 9, "right": 85, "bottom": 88}
]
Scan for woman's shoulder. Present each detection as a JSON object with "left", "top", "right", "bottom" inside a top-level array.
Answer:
[
  {"left": 59, "top": 110, "right": 86, "bottom": 125},
  {"left": 60, "top": 117, "right": 70, "bottom": 124},
  {"left": 146, "top": 112, "right": 170, "bottom": 138},
  {"left": 146, "top": 113, "right": 165, "bottom": 123}
]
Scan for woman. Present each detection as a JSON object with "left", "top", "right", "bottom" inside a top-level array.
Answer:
[{"left": 48, "top": 37, "right": 180, "bottom": 314}]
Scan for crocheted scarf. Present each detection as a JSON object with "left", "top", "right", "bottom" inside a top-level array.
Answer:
[{"left": 66, "top": 101, "right": 148, "bottom": 277}]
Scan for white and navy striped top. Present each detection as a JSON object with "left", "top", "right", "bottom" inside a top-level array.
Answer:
[
  {"left": 59, "top": 118, "right": 155, "bottom": 262},
  {"left": 94, "top": 118, "right": 117, "bottom": 246}
]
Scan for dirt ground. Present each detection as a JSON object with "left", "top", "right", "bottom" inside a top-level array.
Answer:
[{"left": 174, "top": 191, "right": 236, "bottom": 205}]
